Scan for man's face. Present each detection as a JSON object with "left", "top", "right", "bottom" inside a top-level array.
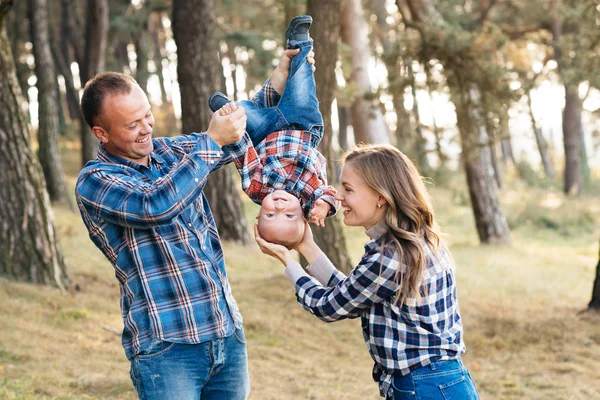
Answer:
[
  {"left": 92, "top": 84, "right": 155, "bottom": 165},
  {"left": 257, "top": 190, "right": 305, "bottom": 247}
]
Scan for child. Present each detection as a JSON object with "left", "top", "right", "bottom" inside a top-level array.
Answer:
[
  {"left": 212, "top": 15, "right": 338, "bottom": 249},
  {"left": 255, "top": 144, "right": 480, "bottom": 399}
]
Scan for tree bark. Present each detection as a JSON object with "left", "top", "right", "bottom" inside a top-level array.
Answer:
[
  {"left": 0, "top": 1, "right": 69, "bottom": 289},
  {"left": 172, "top": 0, "right": 250, "bottom": 245},
  {"left": 5, "top": 0, "right": 31, "bottom": 107},
  {"left": 340, "top": 0, "right": 389, "bottom": 145},
  {"left": 307, "top": 0, "right": 352, "bottom": 273},
  {"left": 79, "top": 0, "right": 109, "bottom": 165},
  {"left": 29, "top": 0, "right": 71, "bottom": 206},
  {"left": 589, "top": 240, "right": 600, "bottom": 309},
  {"left": 562, "top": 84, "right": 583, "bottom": 194}
]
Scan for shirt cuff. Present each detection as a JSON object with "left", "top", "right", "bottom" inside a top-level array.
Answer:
[
  {"left": 306, "top": 253, "right": 336, "bottom": 286},
  {"left": 284, "top": 261, "right": 310, "bottom": 284}
]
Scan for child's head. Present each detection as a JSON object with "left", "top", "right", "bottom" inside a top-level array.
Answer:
[
  {"left": 257, "top": 190, "right": 305, "bottom": 249},
  {"left": 339, "top": 144, "right": 443, "bottom": 305}
]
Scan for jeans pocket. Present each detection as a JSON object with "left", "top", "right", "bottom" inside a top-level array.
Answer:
[
  {"left": 390, "top": 377, "right": 416, "bottom": 400},
  {"left": 233, "top": 327, "right": 246, "bottom": 344},
  {"left": 439, "top": 373, "right": 479, "bottom": 400},
  {"left": 136, "top": 341, "right": 176, "bottom": 360}
]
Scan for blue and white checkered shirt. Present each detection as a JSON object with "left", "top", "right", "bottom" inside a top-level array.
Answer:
[
  {"left": 284, "top": 221, "right": 465, "bottom": 397},
  {"left": 76, "top": 132, "right": 251, "bottom": 360}
]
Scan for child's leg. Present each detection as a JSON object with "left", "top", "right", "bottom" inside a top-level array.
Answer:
[
  {"left": 209, "top": 93, "right": 286, "bottom": 147},
  {"left": 274, "top": 40, "right": 324, "bottom": 146}
]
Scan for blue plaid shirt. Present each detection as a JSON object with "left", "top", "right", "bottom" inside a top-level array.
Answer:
[
  {"left": 76, "top": 132, "right": 251, "bottom": 360},
  {"left": 284, "top": 221, "right": 465, "bottom": 397}
]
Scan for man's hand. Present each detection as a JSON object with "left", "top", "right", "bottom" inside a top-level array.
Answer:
[
  {"left": 270, "top": 48, "right": 316, "bottom": 95},
  {"left": 206, "top": 104, "right": 246, "bottom": 147},
  {"left": 307, "top": 198, "right": 329, "bottom": 227},
  {"left": 254, "top": 225, "right": 295, "bottom": 266}
]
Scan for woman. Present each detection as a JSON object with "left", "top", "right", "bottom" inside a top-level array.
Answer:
[{"left": 255, "top": 144, "right": 479, "bottom": 399}]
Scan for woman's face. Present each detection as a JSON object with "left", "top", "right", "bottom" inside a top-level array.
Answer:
[{"left": 335, "top": 163, "right": 386, "bottom": 230}]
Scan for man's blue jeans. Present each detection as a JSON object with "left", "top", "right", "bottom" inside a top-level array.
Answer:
[
  {"left": 388, "top": 359, "right": 479, "bottom": 400},
  {"left": 240, "top": 39, "right": 324, "bottom": 147},
  {"left": 129, "top": 328, "right": 250, "bottom": 400}
]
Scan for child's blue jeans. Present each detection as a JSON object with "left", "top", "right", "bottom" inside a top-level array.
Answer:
[{"left": 239, "top": 40, "right": 324, "bottom": 147}]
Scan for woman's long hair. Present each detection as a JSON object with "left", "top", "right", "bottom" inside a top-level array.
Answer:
[{"left": 342, "top": 144, "right": 446, "bottom": 306}]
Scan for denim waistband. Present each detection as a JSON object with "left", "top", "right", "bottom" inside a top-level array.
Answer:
[{"left": 394, "top": 358, "right": 464, "bottom": 378}]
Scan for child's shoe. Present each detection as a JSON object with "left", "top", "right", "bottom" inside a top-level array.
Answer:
[
  {"left": 285, "top": 15, "right": 312, "bottom": 49},
  {"left": 208, "top": 92, "right": 231, "bottom": 112}
]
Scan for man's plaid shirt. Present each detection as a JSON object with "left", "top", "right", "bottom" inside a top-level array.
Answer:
[
  {"left": 76, "top": 132, "right": 251, "bottom": 360},
  {"left": 226, "top": 79, "right": 337, "bottom": 217},
  {"left": 286, "top": 222, "right": 465, "bottom": 397}
]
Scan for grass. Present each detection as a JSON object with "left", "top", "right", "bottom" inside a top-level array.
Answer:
[{"left": 1, "top": 167, "right": 599, "bottom": 399}]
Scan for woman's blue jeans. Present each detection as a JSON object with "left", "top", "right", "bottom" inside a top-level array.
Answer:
[
  {"left": 129, "top": 328, "right": 250, "bottom": 400},
  {"left": 388, "top": 359, "right": 480, "bottom": 400},
  {"left": 240, "top": 39, "right": 324, "bottom": 147}
]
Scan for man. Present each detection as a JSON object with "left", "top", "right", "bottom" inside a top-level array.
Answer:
[{"left": 75, "top": 38, "right": 313, "bottom": 398}]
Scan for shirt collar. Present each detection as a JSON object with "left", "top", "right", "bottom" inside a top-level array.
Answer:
[
  {"left": 97, "top": 144, "right": 163, "bottom": 169},
  {"left": 365, "top": 219, "right": 389, "bottom": 240}
]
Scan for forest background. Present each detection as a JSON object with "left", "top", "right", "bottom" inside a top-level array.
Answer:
[{"left": 1, "top": 0, "right": 600, "bottom": 398}]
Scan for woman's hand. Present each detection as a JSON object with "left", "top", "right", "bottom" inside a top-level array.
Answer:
[
  {"left": 254, "top": 225, "right": 295, "bottom": 266},
  {"left": 294, "top": 222, "right": 322, "bottom": 264}
]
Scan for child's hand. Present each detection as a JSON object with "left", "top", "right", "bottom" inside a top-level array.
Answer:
[
  {"left": 217, "top": 102, "right": 237, "bottom": 116},
  {"left": 271, "top": 48, "right": 316, "bottom": 94},
  {"left": 308, "top": 198, "right": 329, "bottom": 227}
]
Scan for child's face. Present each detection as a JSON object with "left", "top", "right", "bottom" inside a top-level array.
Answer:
[
  {"left": 335, "top": 163, "right": 385, "bottom": 230},
  {"left": 257, "top": 190, "right": 305, "bottom": 248}
]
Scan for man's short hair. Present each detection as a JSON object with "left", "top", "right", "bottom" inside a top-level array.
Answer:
[{"left": 80, "top": 72, "right": 138, "bottom": 129}]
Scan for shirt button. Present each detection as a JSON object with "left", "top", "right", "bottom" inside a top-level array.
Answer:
[
  {"left": 209, "top": 160, "right": 215, "bottom": 164},
  {"left": 194, "top": 178, "right": 199, "bottom": 182},
  {"left": 188, "top": 223, "right": 192, "bottom": 228}
]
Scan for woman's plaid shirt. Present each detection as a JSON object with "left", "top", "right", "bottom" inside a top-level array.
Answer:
[
  {"left": 76, "top": 133, "right": 251, "bottom": 360},
  {"left": 289, "top": 222, "right": 465, "bottom": 397}
]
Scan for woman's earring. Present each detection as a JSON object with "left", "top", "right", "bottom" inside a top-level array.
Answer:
[{"left": 377, "top": 203, "right": 381, "bottom": 209}]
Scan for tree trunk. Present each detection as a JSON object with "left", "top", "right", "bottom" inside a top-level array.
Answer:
[
  {"left": 5, "top": 0, "right": 31, "bottom": 107},
  {"left": 527, "top": 93, "right": 554, "bottom": 179},
  {"left": 481, "top": 92, "right": 503, "bottom": 189},
  {"left": 451, "top": 80, "right": 510, "bottom": 244},
  {"left": 307, "top": 0, "right": 352, "bottom": 273},
  {"left": 423, "top": 64, "right": 447, "bottom": 167},
  {"left": 79, "top": 0, "right": 109, "bottom": 165},
  {"left": 0, "top": 1, "right": 69, "bottom": 289},
  {"left": 589, "top": 240, "right": 600, "bottom": 309},
  {"left": 372, "top": 0, "right": 412, "bottom": 149},
  {"left": 29, "top": 0, "right": 71, "bottom": 206},
  {"left": 58, "top": 0, "right": 82, "bottom": 121},
  {"left": 337, "top": 101, "right": 350, "bottom": 152},
  {"left": 172, "top": 0, "right": 250, "bottom": 245},
  {"left": 134, "top": 12, "right": 150, "bottom": 93},
  {"left": 340, "top": 0, "right": 389, "bottom": 145},
  {"left": 407, "top": 59, "right": 430, "bottom": 172},
  {"left": 562, "top": 84, "right": 583, "bottom": 194}
]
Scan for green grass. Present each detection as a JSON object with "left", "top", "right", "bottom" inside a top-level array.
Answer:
[{"left": 0, "top": 170, "right": 599, "bottom": 399}]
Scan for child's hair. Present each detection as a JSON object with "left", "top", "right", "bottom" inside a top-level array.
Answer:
[{"left": 342, "top": 144, "right": 445, "bottom": 306}]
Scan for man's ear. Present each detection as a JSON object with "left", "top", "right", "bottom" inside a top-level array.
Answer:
[{"left": 91, "top": 126, "right": 109, "bottom": 143}]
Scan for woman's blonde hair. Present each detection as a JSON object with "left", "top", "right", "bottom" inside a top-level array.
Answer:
[{"left": 342, "top": 144, "right": 445, "bottom": 306}]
